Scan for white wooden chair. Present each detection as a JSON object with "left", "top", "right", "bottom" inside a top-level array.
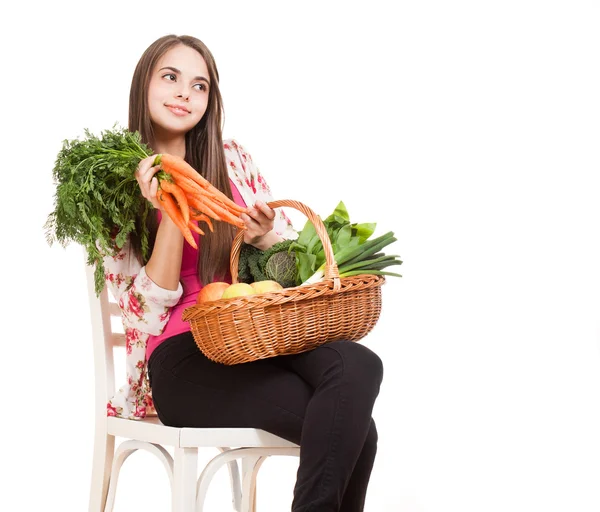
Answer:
[{"left": 84, "top": 257, "right": 300, "bottom": 511}]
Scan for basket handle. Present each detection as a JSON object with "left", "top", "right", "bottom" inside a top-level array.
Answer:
[{"left": 230, "top": 199, "right": 340, "bottom": 290}]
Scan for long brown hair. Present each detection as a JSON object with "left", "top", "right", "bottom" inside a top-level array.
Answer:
[{"left": 128, "top": 34, "right": 236, "bottom": 285}]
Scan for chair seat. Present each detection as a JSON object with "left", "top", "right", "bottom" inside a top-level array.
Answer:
[
  {"left": 86, "top": 260, "right": 301, "bottom": 511},
  {"left": 107, "top": 416, "right": 299, "bottom": 449}
]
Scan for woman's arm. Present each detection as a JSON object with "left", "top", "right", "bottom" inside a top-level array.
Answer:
[
  {"left": 226, "top": 140, "right": 298, "bottom": 249},
  {"left": 242, "top": 199, "right": 284, "bottom": 250},
  {"left": 144, "top": 213, "right": 184, "bottom": 290},
  {"left": 133, "top": 153, "right": 185, "bottom": 291},
  {"left": 100, "top": 236, "right": 183, "bottom": 336},
  {"left": 249, "top": 228, "right": 284, "bottom": 251}
]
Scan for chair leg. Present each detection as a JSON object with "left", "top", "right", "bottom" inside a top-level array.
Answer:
[
  {"left": 104, "top": 441, "right": 175, "bottom": 512},
  {"left": 219, "top": 448, "right": 242, "bottom": 512},
  {"left": 241, "top": 456, "right": 268, "bottom": 512},
  {"left": 196, "top": 448, "right": 299, "bottom": 512},
  {"left": 227, "top": 459, "right": 243, "bottom": 511},
  {"left": 88, "top": 429, "right": 115, "bottom": 512},
  {"left": 172, "top": 447, "right": 198, "bottom": 512}
]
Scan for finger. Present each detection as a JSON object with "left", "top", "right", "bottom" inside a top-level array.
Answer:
[
  {"left": 246, "top": 204, "right": 273, "bottom": 223},
  {"left": 145, "top": 164, "right": 162, "bottom": 178},
  {"left": 136, "top": 157, "right": 152, "bottom": 177},
  {"left": 136, "top": 157, "right": 160, "bottom": 178},
  {"left": 253, "top": 200, "right": 276, "bottom": 220},
  {"left": 244, "top": 207, "right": 261, "bottom": 222},
  {"left": 140, "top": 171, "right": 156, "bottom": 194},
  {"left": 241, "top": 212, "right": 258, "bottom": 227},
  {"left": 138, "top": 165, "right": 161, "bottom": 187},
  {"left": 150, "top": 177, "right": 158, "bottom": 199},
  {"left": 151, "top": 178, "right": 164, "bottom": 210}
]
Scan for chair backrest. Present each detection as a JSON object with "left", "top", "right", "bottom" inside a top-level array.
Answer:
[{"left": 83, "top": 249, "right": 125, "bottom": 419}]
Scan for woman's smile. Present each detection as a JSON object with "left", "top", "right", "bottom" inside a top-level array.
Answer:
[{"left": 165, "top": 104, "right": 191, "bottom": 116}]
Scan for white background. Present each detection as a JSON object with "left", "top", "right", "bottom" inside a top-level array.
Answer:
[{"left": 2, "top": 0, "right": 600, "bottom": 510}]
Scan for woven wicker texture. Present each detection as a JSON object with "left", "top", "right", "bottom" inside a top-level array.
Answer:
[{"left": 182, "top": 200, "right": 385, "bottom": 365}]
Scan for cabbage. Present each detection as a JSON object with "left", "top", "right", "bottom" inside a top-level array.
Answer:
[{"left": 265, "top": 251, "right": 298, "bottom": 288}]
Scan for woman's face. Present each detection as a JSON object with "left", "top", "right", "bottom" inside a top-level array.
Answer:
[{"left": 148, "top": 44, "right": 211, "bottom": 138}]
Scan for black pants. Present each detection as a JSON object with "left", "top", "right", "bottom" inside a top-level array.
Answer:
[{"left": 148, "top": 332, "right": 384, "bottom": 512}]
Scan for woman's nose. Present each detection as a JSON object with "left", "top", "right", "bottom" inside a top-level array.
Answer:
[{"left": 177, "top": 89, "right": 190, "bottom": 100}]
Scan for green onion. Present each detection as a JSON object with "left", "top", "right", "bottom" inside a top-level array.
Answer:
[
  {"left": 338, "top": 255, "right": 402, "bottom": 274},
  {"left": 338, "top": 270, "right": 403, "bottom": 278},
  {"left": 303, "top": 232, "right": 400, "bottom": 284}
]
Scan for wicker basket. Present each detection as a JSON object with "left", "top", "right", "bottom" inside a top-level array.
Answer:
[{"left": 181, "top": 199, "right": 385, "bottom": 365}]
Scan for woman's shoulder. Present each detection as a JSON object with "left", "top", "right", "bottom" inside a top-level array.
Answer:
[
  {"left": 223, "top": 138, "right": 255, "bottom": 179},
  {"left": 223, "top": 138, "right": 243, "bottom": 152},
  {"left": 223, "top": 138, "right": 255, "bottom": 164}
]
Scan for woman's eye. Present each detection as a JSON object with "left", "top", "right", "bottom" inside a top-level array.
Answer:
[{"left": 161, "top": 73, "right": 207, "bottom": 91}]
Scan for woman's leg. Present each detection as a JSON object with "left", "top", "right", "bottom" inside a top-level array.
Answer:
[
  {"left": 148, "top": 332, "right": 313, "bottom": 437},
  {"left": 338, "top": 418, "right": 378, "bottom": 512},
  {"left": 148, "top": 334, "right": 383, "bottom": 511},
  {"left": 270, "top": 340, "right": 384, "bottom": 512}
]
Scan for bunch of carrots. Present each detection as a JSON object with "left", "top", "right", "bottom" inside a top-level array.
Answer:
[{"left": 153, "top": 153, "right": 248, "bottom": 249}]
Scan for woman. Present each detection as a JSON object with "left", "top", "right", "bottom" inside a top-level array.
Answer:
[{"left": 103, "top": 34, "right": 384, "bottom": 511}]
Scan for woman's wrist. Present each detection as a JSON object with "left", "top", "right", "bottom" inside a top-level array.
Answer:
[
  {"left": 249, "top": 230, "right": 284, "bottom": 251},
  {"left": 158, "top": 211, "right": 181, "bottom": 231},
  {"left": 145, "top": 211, "right": 184, "bottom": 290}
]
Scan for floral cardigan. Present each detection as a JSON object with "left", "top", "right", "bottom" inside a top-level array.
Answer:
[{"left": 102, "top": 140, "right": 297, "bottom": 420}]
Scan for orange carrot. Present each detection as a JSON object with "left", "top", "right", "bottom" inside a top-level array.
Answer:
[
  {"left": 169, "top": 173, "right": 208, "bottom": 197},
  {"left": 159, "top": 180, "right": 189, "bottom": 225},
  {"left": 188, "top": 196, "right": 223, "bottom": 223},
  {"left": 158, "top": 153, "right": 210, "bottom": 189},
  {"left": 195, "top": 213, "right": 214, "bottom": 233},
  {"left": 172, "top": 179, "right": 226, "bottom": 216},
  {"left": 157, "top": 189, "right": 183, "bottom": 225},
  {"left": 203, "top": 191, "right": 246, "bottom": 219},
  {"left": 189, "top": 194, "right": 246, "bottom": 229},
  {"left": 159, "top": 154, "right": 247, "bottom": 215},
  {"left": 204, "top": 184, "right": 247, "bottom": 215},
  {"left": 189, "top": 209, "right": 214, "bottom": 232},
  {"left": 180, "top": 172, "right": 246, "bottom": 216},
  {"left": 157, "top": 191, "right": 198, "bottom": 250},
  {"left": 200, "top": 197, "right": 247, "bottom": 230},
  {"left": 187, "top": 220, "right": 205, "bottom": 236},
  {"left": 211, "top": 197, "right": 247, "bottom": 217}
]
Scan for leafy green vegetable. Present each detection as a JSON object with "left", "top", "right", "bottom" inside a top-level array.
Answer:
[
  {"left": 291, "top": 201, "right": 403, "bottom": 284},
  {"left": 237, "top": 243, "right": 264, "bottom": 283},
  {"left": 297, "top": 252, "right": 318, "bottom": 284},
  {"left": 237, "top": 201, "right": 402, "bottom": 286},
  {"left": 258, "top": 239, "right": 295, "bottom": 273},
  {"left": 265, "top": 251, "right": 297, "bottom": 288},
  {"left": 44, "top": 124, "right": 154, "bottom": 296},
  {"left": 237, "top": 239, "right": 299, "bottom": 287},
  {"left": 248, "top": 252, "right": 268, "bottom": 283}
]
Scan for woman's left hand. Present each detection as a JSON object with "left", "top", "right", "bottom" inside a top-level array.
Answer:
[{"left": 242, "top": 200, "right": 277, "bottom": 247}]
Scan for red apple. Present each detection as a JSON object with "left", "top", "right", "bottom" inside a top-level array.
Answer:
[{"left": 196, "top": 282, "right": 230, "bottom": 303}]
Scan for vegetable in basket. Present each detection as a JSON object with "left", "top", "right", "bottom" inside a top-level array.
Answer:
[
  {"left": 44, "top": 124, "right": 249, "bottom": 296},
  {"left": 238, "top": 239, "right": 298, "bottom": 287},
  {"left": 238, "top": 201, "right": 402, "bottom": 287}
]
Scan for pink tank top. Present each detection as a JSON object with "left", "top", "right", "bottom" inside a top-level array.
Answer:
[{"left": 146, "top": 180, "right": 247, "bottom": 361}]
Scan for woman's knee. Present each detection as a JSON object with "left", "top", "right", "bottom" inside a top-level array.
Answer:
[
  {"left": 365, "top": 418, "right": 379, "bottom": 454},
  {"left": 353, "top": 418, "right": 379, "bottom": 469},
  {"left": 326, "top": 340, "right": 384, "bottom": 387}
]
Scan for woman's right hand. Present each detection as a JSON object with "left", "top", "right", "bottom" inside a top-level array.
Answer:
[{"left": 135, "top": 155, "right": 164, "bottom": 210}]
